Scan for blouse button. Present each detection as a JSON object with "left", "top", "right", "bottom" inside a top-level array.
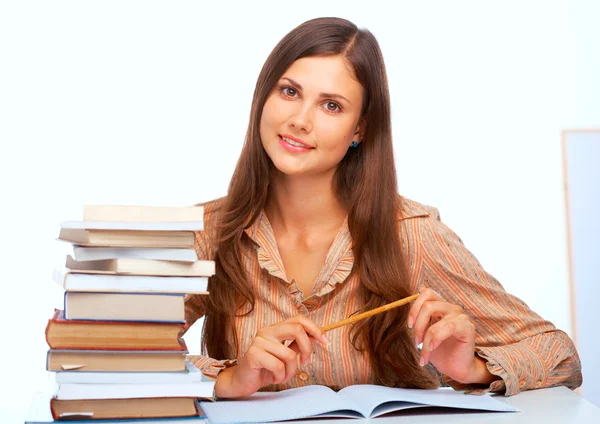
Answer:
[
  {"left": 535, "top": 380, "right": 543, "bottom": 388},
  {"left": 298, "top": 372, "right": 309, "bottom": 381}
]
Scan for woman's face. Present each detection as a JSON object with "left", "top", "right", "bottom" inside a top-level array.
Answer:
[{"left": 260, "top": 55, "right": 364, "bottom": 177}]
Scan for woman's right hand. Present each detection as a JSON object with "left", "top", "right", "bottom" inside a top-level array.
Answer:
[{"left": 214, "top": 315, "right": 329, "bottom": 398}]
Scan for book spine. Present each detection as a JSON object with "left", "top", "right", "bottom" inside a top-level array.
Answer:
[
  {"left": 44, "top": 311, "right": 60, "bottom": 349},
  {"left": 49, "top": 399, "right": 59, "bottom": 421},
  {"left": 63, "top": 291, "right": 69, "bottom": 319}
]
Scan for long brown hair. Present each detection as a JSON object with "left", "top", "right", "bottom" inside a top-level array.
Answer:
[{"left": 202, "top": 17, "right": 439, "bottom": 389}]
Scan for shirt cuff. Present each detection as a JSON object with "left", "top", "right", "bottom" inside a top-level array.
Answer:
[
  {"left": 442, "top": 343, "right": 547, "bottom": 396},
  {"left": 187, "top": 355, "right": 238, "bottom": 401}
]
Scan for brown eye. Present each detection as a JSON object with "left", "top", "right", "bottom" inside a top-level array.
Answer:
[
  {"left": 325, "top": 102, "right": 341, "bottom": 112},
  {"left": 281, "top": 86, "right": 297, "bottom": 97}
]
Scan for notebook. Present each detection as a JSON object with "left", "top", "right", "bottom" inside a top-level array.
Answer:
[{"left": 200, "top": 384, "right": 519, "bottom": 423}]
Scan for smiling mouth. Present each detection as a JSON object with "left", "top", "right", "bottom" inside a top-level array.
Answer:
[{"left": 279, "top": 135, "right": 313, "bottom": 149}]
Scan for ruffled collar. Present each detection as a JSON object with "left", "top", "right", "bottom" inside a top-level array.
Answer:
[
  {"left": 241, "top": 198, "right": 431, "bottom": 310},
  {"left": 243, "top": 211, "right": 354, "bottom": 310}
]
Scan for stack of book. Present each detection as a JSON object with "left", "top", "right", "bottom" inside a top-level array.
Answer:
[{"left": 41, "top": 204, "right": 214, "bottom": 422}]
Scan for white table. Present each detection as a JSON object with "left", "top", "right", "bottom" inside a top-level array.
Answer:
[{"left": 3, "top": 386, "right": 599, "bottom": 424}]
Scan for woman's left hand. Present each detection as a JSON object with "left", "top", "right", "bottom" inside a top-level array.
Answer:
[{"left": 407, "top": 288, "right": 496, "bottom": 385}]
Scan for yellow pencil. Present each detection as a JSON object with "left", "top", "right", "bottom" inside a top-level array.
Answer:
[{"left": 322, "top": 293, "right": 419, "bottom": 332}]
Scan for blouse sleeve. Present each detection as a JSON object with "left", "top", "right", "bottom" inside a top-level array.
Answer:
[
  {"left": 180, "top": 201, "right": 239, "bottom": 390},
  {"left": 409, "top": 205, "right": 582, "bottom": 396},
  {"left": 180, "top": 227, "right": 212, "bottom": 334}
]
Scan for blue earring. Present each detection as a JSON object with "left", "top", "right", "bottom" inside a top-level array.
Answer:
[{"left": 350, "top": 141, "right": 359, "bottom": 148}]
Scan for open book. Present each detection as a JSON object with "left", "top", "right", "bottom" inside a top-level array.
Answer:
[{"left": 200, "top": 384, "right": 518, "bottom": 423}]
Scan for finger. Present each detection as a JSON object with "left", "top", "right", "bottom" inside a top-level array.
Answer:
[
  {"left": 420, "top": 315, "right": 475, "bottom": 366},
  {"left": 287, "top": 335, "right": 319, "bottom": 363},
  {"left": 246, "top": 346, "right": 287, "bottom": 384},
  {"left": 419, "top": 318, "right": 455, "bottom": 366},
  {"left": 273, "top": 315, "right": 327, "bottom": 362},
  {"left": 254, "top": 338, "right": 299, "bottom": 381},
  {"left": 292, "top": 315, "right": 329, "bottom": 345},
  {"left": 407, "top": 288, "right": 442, "bottom": 329},
  {"left": 273, "top": 323, "right": 315, "bottom": 364},
  {"left": 413, "top": 300, "right": 458, "bottom": 346},
  {"left": 429, "top": 313, "right": 475, "bottom": 348}
]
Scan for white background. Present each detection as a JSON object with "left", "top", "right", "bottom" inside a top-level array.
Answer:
[
  {"left": 564, "top": 131, "right": 600, "bottom": 406},
  {"left": 0, "top": 0, "right": 598, "bottom": 418}
]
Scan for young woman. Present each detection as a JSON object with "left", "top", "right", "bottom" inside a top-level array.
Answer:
[{"left": 183, "top": 17, "right": 582, "bottom": 399}]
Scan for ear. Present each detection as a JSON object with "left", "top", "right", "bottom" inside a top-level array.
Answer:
[{"left": 353, "top": 117, "right": 366, "bottom": 144}]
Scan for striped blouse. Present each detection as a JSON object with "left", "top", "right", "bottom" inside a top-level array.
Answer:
[{"left": 183, "top": 197, "right": 582, "bottom": 396}]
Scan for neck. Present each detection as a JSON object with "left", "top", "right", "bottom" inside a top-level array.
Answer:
[{"left": 264, "top": 171, "right": 347, "bottom": 235}]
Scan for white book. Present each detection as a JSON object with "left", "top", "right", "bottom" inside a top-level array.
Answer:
[
  {"left": 65, "top": 256, "right": 215, "bottom": 277},
  {"left": 54, "top": 360, "right": 207, "bottom": 384},
  {"left": 53, "top": 268, "right": 209, "bottom": 294},
  {"left": 72, "top": 246, "right": 199, "bottom": 262},
  {"left": 55, "top": 380, "right": 214, "bottom": 400},
  {"left": 84, "top": 204, "right": 204, "bottom": 222},
  {"left": 61, "top": 220, "right": 204, "bottom": 231}
]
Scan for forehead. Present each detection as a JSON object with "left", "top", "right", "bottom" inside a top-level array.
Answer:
[{"left": 282, "top": 55, "right": 363, "bottom": 99}]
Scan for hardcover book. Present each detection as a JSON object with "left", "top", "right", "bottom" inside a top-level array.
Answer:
[{"left": 45, "top": 310, "right": 186, "bottom": 350}]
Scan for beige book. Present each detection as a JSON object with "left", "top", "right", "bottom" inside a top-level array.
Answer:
[
  {"left": 58, "top": 228, "right": 195, "bottom": 248},
  {"left": 84, "top": 205, "right": 204, "bottom": 222},
  {"left": 65, "top": 255, "right": 215, "bottom": 277},
  {"left": 47, "top": 349, "right": 187, "bottom": 372},
  {"left": 64, "top": 292, "right": 185, "bottom": 322}
]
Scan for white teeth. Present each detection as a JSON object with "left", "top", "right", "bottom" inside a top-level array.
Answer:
[{"left": 282, "top": 136, "right": 309, "bottom": 148}]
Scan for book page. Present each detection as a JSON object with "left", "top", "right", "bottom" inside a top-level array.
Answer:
[
  {"left": 200, "top": 385, "right": 364, "bottom": 424},
  {"left": 338, "top": 385, "right": 518, "bottom": 417}
]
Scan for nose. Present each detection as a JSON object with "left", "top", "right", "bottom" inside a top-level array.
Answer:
[{"left": 288, "top": 104, "right": 313, "bottom": 133}]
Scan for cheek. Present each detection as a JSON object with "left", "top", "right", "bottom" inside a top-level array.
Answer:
[
  {"left": 261, "top": 97, "right": 284, "bottom": 127},
  {"left": 259, "top": 101, "right": 276, "bottom": 140},
  {"left": 316, "top": 119, "right": 354, "bottom": 151}
]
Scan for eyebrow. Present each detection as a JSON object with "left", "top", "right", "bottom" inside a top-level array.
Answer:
[{"left": 281, "top": 77, "right": 351, "bottom": 104}]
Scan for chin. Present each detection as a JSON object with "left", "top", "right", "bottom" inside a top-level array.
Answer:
[
  {"left": 271, "top": 162, "right": 310, "bottom": 177},
  {"left": 264, "top": 150, "right": 305, "bottom": 175}
]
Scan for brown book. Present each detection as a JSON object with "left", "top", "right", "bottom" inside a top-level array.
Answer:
[
  {"left": 58, "top": 228, "right": 195, "bottom": 248},
  {"left": 46, "top": 349, "right": 188, "bottom": 372},
  {"left": 51, "top": 397, "right": 199, "bottom": 420},
  {"left": 45, "top": 309, "right": 185, "bottom": 350},
  {"left": 65, "top": 255, "right": 215, "bottom": 277}
]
